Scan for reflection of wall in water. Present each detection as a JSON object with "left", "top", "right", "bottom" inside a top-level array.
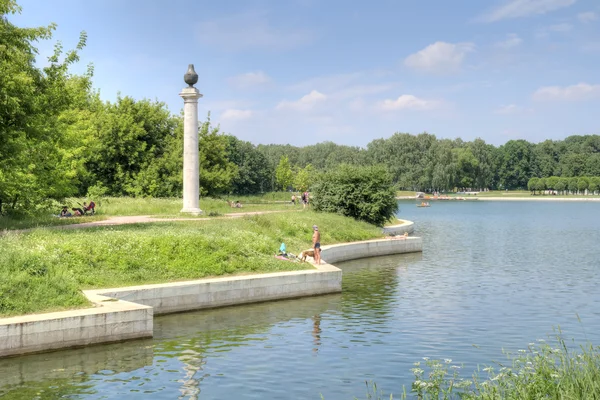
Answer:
[{"left": 0, "top": 339, "right": 153, "bottom": 397}]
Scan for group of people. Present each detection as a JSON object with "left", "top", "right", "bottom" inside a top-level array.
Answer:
[
  {"left": 276, "top": 224, "right": 322, "bottom": 265},
  {"left": 59, "top": 201, "right": 95, "bottom": 217},
  {"left": 227, "top": 200, "right": 243, "bottom": 208},
  {"left": 291, "top": 191, "right": 310, "bottom": 209}
]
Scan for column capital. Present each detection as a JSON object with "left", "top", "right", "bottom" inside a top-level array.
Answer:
[{"left": 179, "top": 87, "right": 203, "bottom": 101}]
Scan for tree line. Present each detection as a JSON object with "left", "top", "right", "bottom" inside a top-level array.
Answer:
[{"left": 2, "top": 0, "right": 599, "bottom": 214}]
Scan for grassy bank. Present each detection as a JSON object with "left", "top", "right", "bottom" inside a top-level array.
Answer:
[
  {"left": 0, "top": 211, "right": 383, "bottom": 317},
  {"left": 352, "top": 334, "right": 600, "bottom": 400}
]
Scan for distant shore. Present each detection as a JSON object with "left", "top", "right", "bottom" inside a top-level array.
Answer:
[
  {"left": 396, "top": 195, "right": 600, "bottom": 202},
  {"left": 476, "top": 197, "right": 600, "bottom": 202}
]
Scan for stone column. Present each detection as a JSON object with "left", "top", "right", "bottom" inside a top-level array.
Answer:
[{"left": 180, "top": 64, "right": 203, "bottom": 215}]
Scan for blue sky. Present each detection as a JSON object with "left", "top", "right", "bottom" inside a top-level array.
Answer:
[{"left": 10, "top": 0, "right": 600, "bottom": 147}]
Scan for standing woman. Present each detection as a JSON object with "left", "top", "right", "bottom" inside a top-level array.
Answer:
[{"left": 312, "top": 225, "right": 321, "bottom": 265}]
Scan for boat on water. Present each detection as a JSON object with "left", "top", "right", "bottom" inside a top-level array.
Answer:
[{"left": 417, "top": 201, "right": 431, "bottom": 207}]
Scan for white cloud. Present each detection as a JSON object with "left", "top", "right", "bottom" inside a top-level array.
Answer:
[
  {"left": 377, "top": 95, "right": 440, "bottom": 111},
  {"left": 495, "top": 104, "right": 520, "bottom": 114},
  {"left": 532, "top": 83, "right": 600, "bottom": 101},
  {"left": 197, "top": 12, "right": 313, "bottom": 51},
  {"left": 404, "top": 42, "right": 475, "bottom": 74},
  {"left": 221, "top": 109, "right": 253, "bottom": 120},
  {"left": 478, "top": 0, "right": 576, "bottom": 22},
  {"left": 227, "top": 71, "right": 271, "bottom": 88},
  {"left": 536, "top": 23, "right": 573, "bottom": 38},
  {"left": 578, "top": 11, "right": 598, "bottom": 23},
  {"left": 495, "top": 33, "right": 523, "bottom": 48},
  {"left": 276, "top": 90, "right": 327, "bottom": 111}
]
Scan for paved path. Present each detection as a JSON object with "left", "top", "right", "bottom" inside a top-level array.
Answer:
[{"left": 3, "top": 210, "right": 292, "bottom": 235}]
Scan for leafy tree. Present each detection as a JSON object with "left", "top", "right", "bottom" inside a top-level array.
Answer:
[
  {"left": 82, "top": 96, "right": 177, "bottom": 196},
  {"left": 275, "top": 155, "right": 293, "bottom": 191},
  {"left": 0, "top": 1, "right": 91, "bottom": 213},
  {"left": 294, "top": 164, "right": 314, "bottom": 192},
  {"left": 577, "top": 177, "right": 589, "bottom": 193},
  {"left": 498, "top": 140, "right": 536, "bottom": 190},
  {"left": 555, "top": 177, "right": 568, "bottom": 194},
  {"left": 588, "top": 177, "right": 600, "bottom": 194},
  {"left": 568, "top": 177, "right": 579, "bottom": 194},
  {"left": 311, "top": 164, "right": 398, "bottom": 226},
  {"left": 226, "top": 136, "right": 272, "bottom": 195},
  {"left": 535, "top": 177, "right": 546, "bottom": 194},
  {"left": 546, "top": 176, "right": 559, "bottom": 191},
  {"left": 528, "top": 177, "right": 539, "bottom": 194}
]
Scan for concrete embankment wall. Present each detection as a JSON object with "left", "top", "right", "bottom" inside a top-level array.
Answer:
[
  {"left": 382, "top": 219, "right": 414, "bottom": 235},
  {"left": 85, "top": 264, "right": 342, "bottom": 315},
  {"left": 321, "top": 236, "right": 422, "bottom": 264},
  {"left": 0, "top": 220, "right": 422, "bottom": 358},
  {"left": 0, "top": 295, "right": 153, "bottom": 358}
]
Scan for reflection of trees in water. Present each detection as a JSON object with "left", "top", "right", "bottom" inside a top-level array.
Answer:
[{"left": 339, "top": 253, "right": 422, "bottom": 323}]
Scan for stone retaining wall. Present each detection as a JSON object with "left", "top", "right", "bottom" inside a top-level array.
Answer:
[
  {"left": 321, "top": 236, "right": 422, "bottom": 264},
  {"left": 0, "top": 294, "right": 152, "bottom": 358},
  {"left": 382, "top": 219, "right": 415, "bottom": 235},
  {"left": 84, "top": 263, "right": 342, "bottom": 315}
]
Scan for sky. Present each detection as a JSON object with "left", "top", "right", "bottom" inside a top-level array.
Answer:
[{"left": 9, "top": 0, "right": 600, "bottom": 148}]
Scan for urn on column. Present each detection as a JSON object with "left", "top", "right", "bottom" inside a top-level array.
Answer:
[{"left": 184, "top": 64, "right": 198, "bottom": 87}]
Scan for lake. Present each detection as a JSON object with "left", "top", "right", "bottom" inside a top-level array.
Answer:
[{"left": 2, "top": 200, "right": 600, "bottom": 399}]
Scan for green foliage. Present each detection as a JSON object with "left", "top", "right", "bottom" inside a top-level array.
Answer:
[
  {"left": 294, "top": 163, "right": 314, "bottom": 192},
  {"left": 311, "top": 164, "right": 398, "bottom": 226},
  {"left": 226, "top": 135, "right": 272, "bottom": 194},
  {"left": 275, "top": 155, "right": 294, "bottom": 191},
  {"left": 0, "top": 1, "right": 91, "bottom": 214}
]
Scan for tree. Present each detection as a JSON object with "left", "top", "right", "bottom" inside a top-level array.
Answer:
[
  {"left": 588, "top": 177, "right": 600, "bottom": 194},
  {"left": 568, "top": 178, "right": 579, "bottom": 194},
  {"left": 311, "top": 164, "right": 398, "bottom": 226},
  {"left": 294, "top": 164, "right": 313, "bottom": 192},
  {"left": 546, "top": 176, "right": 559, "bottom": 191},
  {"left": 0, "top": 1, "right": 91, "bottom": 213},
  {"left": 226, "top": 136, "right": 272, "bottom": 195},
  {"left": 577, "top": 177, "right": 589, "bottom": 193},
  {"left": 528, "top": 177, "right": 539, "bottom": 194},
  {"left": 275, "top": 155, "right": 293, "bottom": 191},
  {"left": 535, "top": 177, "right": 546, "bottom": 194},
  {"left": 555, "top": 177, "right": 567, "bottom": 194}
]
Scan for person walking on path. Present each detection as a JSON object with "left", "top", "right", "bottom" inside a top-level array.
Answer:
[{"left": 312, "top": 225, "right": 321, "bottom": 265}]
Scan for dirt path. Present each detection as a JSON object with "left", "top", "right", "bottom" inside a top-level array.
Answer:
[{"left": 3, "top": 210, "right": 292, "bottom": 235}]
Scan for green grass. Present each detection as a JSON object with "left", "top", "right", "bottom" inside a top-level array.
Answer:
[
  {"left": 350, "top": 332, "right": 600, "bottom": 400},
  {"left": 0, "top": 211, "right": 383, "bottom": 317}
]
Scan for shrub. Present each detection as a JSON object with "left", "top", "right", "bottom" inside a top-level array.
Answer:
[{"left": 311, "top": 164, "right": 398, "bottom": 226}]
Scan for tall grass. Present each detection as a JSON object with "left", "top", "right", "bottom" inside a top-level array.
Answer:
[
  {"left": 350, "top": 331, "right": 600, "bottom": 399},
  {"left": 0, "top": 211, "right": 383, "bottom": 317}
]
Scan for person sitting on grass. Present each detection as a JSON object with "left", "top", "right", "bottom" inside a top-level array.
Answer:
[
  {"left": 83, "top": 201, "right": 96, "bottom": 215},
  {"left": 60, "top": 206, "right": 72, "bottom": 217},
  {"left": 72, "top": 207, "right": 84, "bottom": 216},
  {"left": 235, "top": 200, "right": 242, "bottom": 208},
  {"left": 278, "top": 243, "right": 288, "bottom": 257}
]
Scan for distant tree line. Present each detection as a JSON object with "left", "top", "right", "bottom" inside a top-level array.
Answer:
[{"left": 2, "top": 1, "right": 599, "bottom": 214}]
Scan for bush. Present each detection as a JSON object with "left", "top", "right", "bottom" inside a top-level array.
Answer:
[{"left": 311, "top": 164, "right": 398, "bottom": 226}]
